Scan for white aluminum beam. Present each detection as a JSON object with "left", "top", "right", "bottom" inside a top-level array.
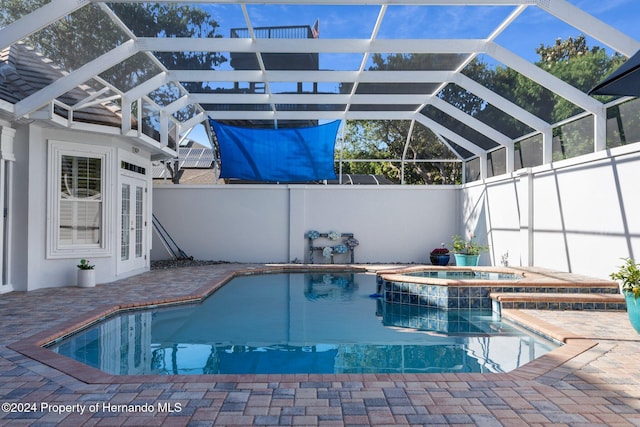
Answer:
[
  {"left": 207, "top": 110, "right": 420, "bottom": 121},
  {"left": 137, "top": 37, "right": 486, "bottom": 54},
  {"left": 192, "top": 93, "right": 431, "bottom": 104},
  {"left": 179, "top": 113, "right": 208, "bottom": 136},
  {"left": 432, "top": 132, "right": 464, "bottom": 161},
  {"left": 72, "top": 87, "right": 113, "bottom": 109},
  {"left": 594, "top": 107, "right": 607, "bottom": 153},
  {"left": 122, "top": 72, "right": 171, "bottom": 102},
  {"left": 14, "top": 40, "right": 138, "bottom": 118},
  {"left": 414, "top": 114, "right": 483, "bottom": 156},
  {"left": 73, "top": 94, "right": 121, "bottom": 110},
  {"left": 428, "top": 96, "right": 512, "bottom": 145},
  {"left": 453, "top": 74, "right": 550, "bottom": 132},
  {"left": 121, "top": 99, "right": 133, "bottom": 135},
  {"left": 169, "top": 70, "right": 455, "bottom": 83},
  {"left": 540, "top": 0, "right": 640, "bottom": 57},
  {"left": 164, "top": 95, "right": 194, "bottom": 116}
]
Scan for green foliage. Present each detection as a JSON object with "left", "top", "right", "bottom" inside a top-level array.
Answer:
[
  {"left": 346, "top": 35, "right": 625, "bottom": 182},
  {"left": 2, "top": 1, "right": 126, "bottom": 71},
  {"left": 108, "top": 3, "right": 226, "bottom": 79},
  {"left": 77, "top": 259, "right": 95, "bottom": 270},
  {"left": 610, "top": 258, "right": 640, "bottom": 299},
  {"left": 536, "top": 37, "right": 624, "bottom": 122},
  {"left": 450, "top": 235, "right": 489, "bottom": 255},
  {"left": 340, "top": 118, "right": 462, "bottom": 185},
  {"left": 606, "top": 99, "right": 640, "bottom": 148}
]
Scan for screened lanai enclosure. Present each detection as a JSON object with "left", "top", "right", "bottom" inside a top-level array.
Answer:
[
  {"left": 2, "top": 1, "right": 640, "bottom": 291},
  {"left": 2, "top": 0, "right": 640, "bottom": 185}
]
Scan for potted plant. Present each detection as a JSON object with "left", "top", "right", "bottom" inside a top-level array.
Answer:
[
  {"left": 429, "top": 244, "right": 450, "bottom": 266},
  {"left": 77, "top": 259, "right": 96, "bottom": 288},
  {"left": 610, "top": 258, "right": 640, "bottom": 334},
  {"left": 450, "top": 234, "right": 489, "bottom": 266}
]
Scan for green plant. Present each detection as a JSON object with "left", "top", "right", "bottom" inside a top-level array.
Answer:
[
  {"left": 450, "top": 234, "right": 489, "bottom": 255},
  {"left": 610, "top": 258, "right": 640, "bottom": 299},
  {"left": 77, "top": 259, "right": 95, "bottom": 270}
]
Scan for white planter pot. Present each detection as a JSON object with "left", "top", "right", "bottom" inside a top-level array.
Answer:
[{"left": 77, "top": 269, "right": 96, "bottom": 288}]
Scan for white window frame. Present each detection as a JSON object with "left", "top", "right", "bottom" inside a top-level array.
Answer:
[{"left": 47, "top": 140, "right": 113, "bottom": 259}]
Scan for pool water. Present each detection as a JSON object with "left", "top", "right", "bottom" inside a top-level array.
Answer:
[{"left": 49, "top": 272, "right": 558, "bottom": 375}]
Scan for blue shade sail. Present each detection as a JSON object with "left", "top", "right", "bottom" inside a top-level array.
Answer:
[{"left": 210, "top": 120, "right": 339, "bottom": 182}]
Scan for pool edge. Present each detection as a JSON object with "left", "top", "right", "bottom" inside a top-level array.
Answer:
[{"left": 7, "top": 264, "right": 600, "bottom": 385}]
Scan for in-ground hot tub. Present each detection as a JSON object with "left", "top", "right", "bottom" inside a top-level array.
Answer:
[
  {"left": 375, "top": 265, "right": 617, "bottom": 311},
  {"left": 377, "top": 266, "right": 527, "bottom": 311}
]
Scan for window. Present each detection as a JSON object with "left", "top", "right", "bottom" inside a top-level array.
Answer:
[
  {"left": 60, "top": 155, "right": 102, "bottom": 245},
  {"left": 48, "top": 141, "right": 112, "bottom": 258}
]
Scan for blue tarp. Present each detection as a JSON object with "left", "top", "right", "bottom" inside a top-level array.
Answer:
[{"left": 210, "top": 120, "right": 339, "bottom": 182}]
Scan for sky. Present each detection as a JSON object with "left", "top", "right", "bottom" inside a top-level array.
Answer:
[
  {"left": 200, "top": 0, "right": 640, "bottom": 63},
  {"left": 183, "top": 0, "right": 640, "bottom": 146}
]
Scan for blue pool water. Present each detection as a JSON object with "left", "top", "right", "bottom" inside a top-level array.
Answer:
[{"left": 49, "top": 272, "right": 557, "bottom": 375}]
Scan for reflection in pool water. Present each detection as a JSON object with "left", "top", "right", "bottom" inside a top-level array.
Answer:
[{"left": 49, "top": 272, "right": 558, "bottom": 375}]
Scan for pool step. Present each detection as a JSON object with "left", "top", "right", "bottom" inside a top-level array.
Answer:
[{"left": 490, "top": 292, "right": 626, "bottom": 311}]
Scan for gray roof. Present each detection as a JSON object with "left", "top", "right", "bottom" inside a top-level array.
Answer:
[{"left": 0, "top": 43, "right": 123, "bottom": 127}]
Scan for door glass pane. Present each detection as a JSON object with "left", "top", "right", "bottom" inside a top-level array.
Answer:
[
  {"left": 121, "top": 183, "right": 130, "bottom": 261},
  {"left": 135, "top": 186, "right": 143, "bottom": 258}
]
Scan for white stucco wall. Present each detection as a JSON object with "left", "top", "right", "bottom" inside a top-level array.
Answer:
[
  {"left": 152, "top": 186, "right": 291, "bottom": 263},
  {"left": 152, "top": 142, "right": 640, "bottom": 281},
  {"left": 151, "top": 185, "right": 459, "bottom": 264},
  {"left": 461, "top": 143, "right": 640, "bottom": 280},
  {"left": 10, "top": 123, "right": 154, "bottom": 291}
]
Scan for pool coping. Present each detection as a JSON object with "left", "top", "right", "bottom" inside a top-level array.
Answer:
[
  {"left": 8, "top": 264, "right": 599, "bottom": 385},
  {"left": 377, "top": 265, "right": 617, "bottom": 288}
]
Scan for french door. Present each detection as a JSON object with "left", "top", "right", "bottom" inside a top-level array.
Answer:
[{"left": 119, "top": 175, "right": 147, "bottom": 273}]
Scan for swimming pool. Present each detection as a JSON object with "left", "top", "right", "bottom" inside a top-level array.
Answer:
[{"left": 48, "top": 271, "right": 558, "bottom": 376}]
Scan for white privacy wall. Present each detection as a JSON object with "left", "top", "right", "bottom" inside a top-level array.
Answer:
[
  {"left": 152, "top": 186, "right": 291, "bottom": 263},
  {"left": 151, "top": 185, "right": 459, "bottom": 264},
  {"left": 462, "top": 143, "right": 640, "bottom": 280},
  {"left": 152, "top": 142, "right": 640, "bottom": 279}
]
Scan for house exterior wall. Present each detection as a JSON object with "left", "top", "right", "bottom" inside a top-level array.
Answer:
[
  {"left": 6, "top": 122, "right": 153, "bottom": 292},
  {"left": 151, "top": 185, "right": 459, "bottom": 264}
]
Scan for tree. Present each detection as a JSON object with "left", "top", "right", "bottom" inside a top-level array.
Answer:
[
  {"left": 340, "top": 53, "right": 465, "bottom": 185},
  {"left": 535, "top": 35, "right": 625, "bottom": 159},
  {"left": 342, "top": 36, "right": 627, "bottom": 180},
  {"left": 535, "top": 35, "right": 624, "bottom": 121},
  {"left": 108, "top": 2, "right": 226, "bottom": 92}
]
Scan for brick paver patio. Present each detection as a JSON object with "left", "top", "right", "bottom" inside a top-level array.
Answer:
[{"left": 1, "top": 264, "right": 639, "bottom": 426}]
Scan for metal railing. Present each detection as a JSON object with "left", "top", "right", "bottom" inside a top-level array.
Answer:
[{"left": 231, "top": 25, "right": 313, "bottom": 39}]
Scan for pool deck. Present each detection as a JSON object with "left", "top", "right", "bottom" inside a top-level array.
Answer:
[{"left": 1, "top": 263, "right": 640, "bottom": 426}]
